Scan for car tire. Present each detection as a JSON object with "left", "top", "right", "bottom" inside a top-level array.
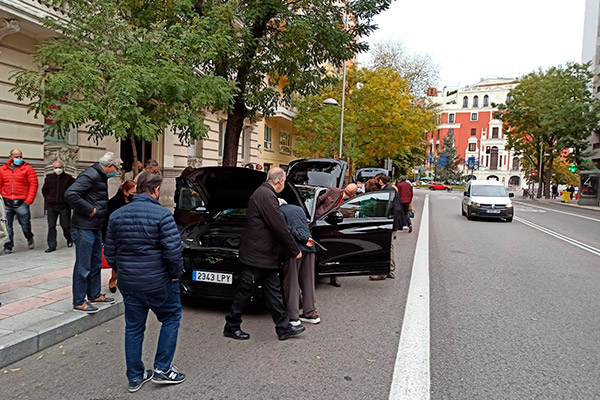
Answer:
[
  {"left": 461, "top": 207, "right": 466, "bottom": 216},
  {"left": 466, "top": 206, "right": 473, "bottom": 220},
  {"left": 429, "top": 187, "right": 434, "bottom": 191},
  {"left": 505, "top": 217, "right": 513, "bottom": 222},
  {"left": 446, "top": 187, "right": 451, "bottom": 192}
]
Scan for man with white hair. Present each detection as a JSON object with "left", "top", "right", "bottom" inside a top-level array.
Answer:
[
  {"left": 65, "top": 152, "right": 122, "bottom": 313},
  {"left": 41, "top": 160, "right": 75, "bottom": 253}
]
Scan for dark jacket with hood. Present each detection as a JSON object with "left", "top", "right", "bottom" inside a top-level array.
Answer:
[
  {"left": 239, "top": 183, "right": 299, "bottom": 269},
  {"left": 64, "top": 163, "right": 108, "bottom": 230}
]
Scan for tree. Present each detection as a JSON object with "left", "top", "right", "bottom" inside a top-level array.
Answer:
[
  {"left": 436, "top": 135, "right": 462, "bottom": 182},
  {"left": 369, "top": 40, "right": 439, "bottom": 98},
  {"left": 199, "top": 0, "right": 392, "bottom": 166},
  {"left": 292, "top": 66, "right": 436, "bottom": 174},
  {"left": 10, "top": 0, "right": 235, "bottom": 169},
  {"left": 496, "top": 63, "right": 600, "bottom": 198}
]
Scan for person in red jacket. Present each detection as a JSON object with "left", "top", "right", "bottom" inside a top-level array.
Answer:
[
  {"left": 0, "top": 149, "right": 39, "bottom": 255},
  {"left": 397, "top": 176, "right": 414, "bottom": 233}
]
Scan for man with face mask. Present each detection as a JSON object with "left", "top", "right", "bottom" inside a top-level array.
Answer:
[
  {"left": 65, "top": 152, "right": 122, "bottom": 313},
  {"left": 41, "top": 160, "right": 75, "bottom": 253},
  {"left": 0, "top": 149, "right": 39, "bottom": 255}
]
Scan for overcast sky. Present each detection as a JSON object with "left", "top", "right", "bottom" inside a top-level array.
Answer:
[{"left": 358, "top": 0, "right": 587, "bottom": 88}]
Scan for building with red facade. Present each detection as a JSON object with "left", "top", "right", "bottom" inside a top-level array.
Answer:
[{"left": 426, "top": 78, "right": 526, "bottom": 188}]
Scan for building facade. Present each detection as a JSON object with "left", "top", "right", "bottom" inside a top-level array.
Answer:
[
  {"left": 582, "top": 0, "right": 600, "bottom": 169},
  {"left": 426, "top": 78, "right": 526, "bottom": 188},
  {"left": 0, "top": 1, "right": 260, "bottom": 215}
]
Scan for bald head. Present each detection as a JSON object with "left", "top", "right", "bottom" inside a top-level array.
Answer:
[
  {"left": 266, "top": 167, "right": 286, "bottom": 193},
  {"left": 344, "top": 183, "right": 357, "bottom": 198}
]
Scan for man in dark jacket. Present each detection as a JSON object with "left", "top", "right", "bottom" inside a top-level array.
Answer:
[
  {"left": 64, "top": 152, "right": 121, "bottom": 313},
  {"left": 42, "top": 160, "right": 75, "bottom": 253},
  {"left": 370, "top": 175, "right": 402, "bottom": 281},
  {"left": 0, "top": 149, "right": 39, "bottom": 255},
  {"left": 105, "top": 172, "right": 186, "bottom": 392},
  {"left": 224, "top": 167, "right": 305, "bottom": 341},
  {"left": 279, "top": 199, "right": 319, "bottom": 326}
]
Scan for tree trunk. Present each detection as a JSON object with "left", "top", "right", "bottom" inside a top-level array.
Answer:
[
  {"left": 222, "top": 95, "right": 246, "bottom": 166},
  {"left": 537, "top": 163, "right": 544, "bottom": 199},
  {"left": 543, "top": 157, "right": 553, "bottom": 199},
  {"left": 129, "top": 135, "right": 139, "bottom": 181}
]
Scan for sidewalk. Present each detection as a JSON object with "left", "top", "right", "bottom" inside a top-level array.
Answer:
[
  {"left": 0, "top": 217, "right": 122, "bottom": 368},
  {"left": 519, "top": 195, "right": 600, "bottom": 212}
]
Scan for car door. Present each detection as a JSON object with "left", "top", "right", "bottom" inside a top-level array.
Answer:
[
  {"left": 173, "top": 175, "right": 209, "bottom": 229},
  {"left": 311, "top": 191, "right": 393, "bottom": 277}
]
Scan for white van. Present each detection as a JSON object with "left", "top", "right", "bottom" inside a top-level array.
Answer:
[{"left": 461, "top": 180, "right": 514, "bottom": 222}]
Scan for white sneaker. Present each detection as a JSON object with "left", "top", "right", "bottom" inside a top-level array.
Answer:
[{"left": 290, "top": 319, "right": 302, "bottom": 327}]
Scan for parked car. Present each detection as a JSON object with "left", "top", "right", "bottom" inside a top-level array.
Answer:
[
  {"left": 354, "top": 167, "right": 389, "bottom": 183},
  {"left": 429, "top": 182, "right": 453, "bottom": 191},
  {"left": 174, "top": 159, "right": 394, "bottom": 300},
  {"left": 461, "top": 180, "right": 514, "bottom": 222}
]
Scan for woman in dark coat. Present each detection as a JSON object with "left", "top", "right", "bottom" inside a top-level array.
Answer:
[{"left": 103, "top": 180, "right": 136, "bottom": 293}]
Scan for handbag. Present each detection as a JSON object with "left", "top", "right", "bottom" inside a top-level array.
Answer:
[{"left": 408, "top": 210, "right": 415, "bottom": 218}]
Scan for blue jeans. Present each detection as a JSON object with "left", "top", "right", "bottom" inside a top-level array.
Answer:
[
  {"left": 121, "top": 281, "right": 182, "bottom": 383},
  {"left": 4, "top": 201, "right": 33, "bottom": 250},
  {"left": 71, "top": 227, "right": 103, "bottom": 306}
]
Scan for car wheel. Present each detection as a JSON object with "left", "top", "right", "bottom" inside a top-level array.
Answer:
[
  {"left": 461, "top": 206, "right": 466, "bottom": 216},
  {"left": 466, "top": 206, "right": 473, "bottom": 220},
  {"left": 429, "top": 187, "right": 434, "bottom": 191},
  {"left": 505, "top": 217, "right": 513, "bottom": 222},
  {"left": 446, "top": 187, "right": 451, "bottom": 192}
]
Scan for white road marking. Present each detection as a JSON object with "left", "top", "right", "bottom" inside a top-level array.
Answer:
[
  {"left": 516, "top": 208, "right": 547, "bottom": 213},
  {"left": 513, "top": 201, "right": 600, "bottom": 222},
  {"left": 515, "top": 216, "right": 600, "bottom": 257},
  {"left": 389, "top": 195, "right": 430, "bottom": 400}
]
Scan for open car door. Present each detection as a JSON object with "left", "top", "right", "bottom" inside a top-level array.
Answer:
[{"left": 311, "top": 190, "right": 393, "bottom": 277}]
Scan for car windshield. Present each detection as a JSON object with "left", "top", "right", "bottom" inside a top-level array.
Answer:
[
  {"left": 471, "top": 185, "right": 508, "bottom": 197},
  {"left": 288, "top": 161, "right": 343, "bottom": 188}
]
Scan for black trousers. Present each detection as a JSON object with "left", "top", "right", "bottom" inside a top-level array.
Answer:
[
  {"left": 47, "top": 205, "right": 72, "bottom": 249},
  {"left": 225, "top": 265, "right": 289, "bottom": 335}
]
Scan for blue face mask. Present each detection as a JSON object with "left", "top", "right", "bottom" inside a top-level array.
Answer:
[
  {"left": 107, "top": 171, "right": 118, "bottom": 178},
  {"left": 13, "top": 158, "right": 23, "bottom": 166}
]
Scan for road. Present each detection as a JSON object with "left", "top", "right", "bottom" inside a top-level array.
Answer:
[{"left": 1, "top": 190, "right": 599, "bottom": 399}]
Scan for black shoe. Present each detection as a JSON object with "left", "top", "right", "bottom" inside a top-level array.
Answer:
[
  {"left": 329, "top": 277, "right": 341, "bottom": 287},
  {"left": 44, "top": 248, "right": 56, "bottom": 253},
  {"left": 67, "top": 241, "right": 73, "bottom": 247},
  {"left": 152, "top": 368, "right": 186, "bottom": 385},
  {"left": 0, "top": 248, "right": 12, "bottom": 256},
  {"left": 278, "top": 325, "right": 305, "bottom": 341},
  {"left": 128, "top": 369, "right": 153, "bottom": 393},
  {"left": 224, "top": 328, "right": 250, "bottom": 340},
  {"left": 27, "top": 238, "right": 34, "bottom": 249}
]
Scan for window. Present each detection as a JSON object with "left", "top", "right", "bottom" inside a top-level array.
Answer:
[
  {"left": 483, "top": 95, "right": 489, "bottom": 107},
  {"left": 462, "top": 96, "right": 469, "bottom": 108},
  {"left": 448, "top": 113, "right": 455, "bottom": 123},
  {"left": 280, "top": 131, "right": 291, "bottom": 154},
  {"left": 239, "top": 127, "right": 251, "bottom": 160},
  {"left": 470, "top": 112, "right": 478, "bottom": 121},
  {"left": 264, "top": 162, "right": 272, "bottom": 172},
  {"left": 448, "top": 128, "right": 454, "bottom": 136},
  {"left": 336, "top": 192, "right": 391, "bottom": 219},
  {"left": 176, "top": 182, "right": 204, "bottom": 211},
  {"left": 470, "top": 128, "right": 476, "bottom": 136},
  {"left": 435, "top": 144, "right": 439, "bottom": 152},
  {"left": 264, "top": 126, "right": 272, "bottom": 150},
  {"left": 218, "top": 120, "right": 226, "bottom": 157},
  {"left": 512, "top": 157, "right": 520, "bottom": 171},
  {"left": 506, "top": 94, "right": 513, "bottom": 103},
  {"left": 473, "top": 96, "right": 479, "bottom": 108},
  {"left": 492, "top": 127, "right": 499, "bottom": 138},
  {"left": 468, "top": 143, "right": 476, "bottom": 151}
]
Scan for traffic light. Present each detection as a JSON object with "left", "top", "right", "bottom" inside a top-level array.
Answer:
[
  {"left": 568, "top": 163, "right": 578, "bottom": 173},
  {"left": 485, "top": 146, "right": 491, "bottom": 154},
  {"left": 531, "top": 171, "right": 537, "bottom": 177}
]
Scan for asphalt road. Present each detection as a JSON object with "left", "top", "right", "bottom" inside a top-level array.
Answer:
[{"left": 2, "top": 189, "right": 599, "bottom": 399}]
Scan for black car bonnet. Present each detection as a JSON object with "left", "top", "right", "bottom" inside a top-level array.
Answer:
[{"left": 287, "top": 159, "right": 348, "bottom": 189}]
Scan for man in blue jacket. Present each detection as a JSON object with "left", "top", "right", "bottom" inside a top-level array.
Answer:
[{"left": 105, "top": 172, "right": 186, "bottom": 392}]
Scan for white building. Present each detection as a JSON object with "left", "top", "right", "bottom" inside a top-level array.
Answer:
[{"left": 582, "top": 0, "right": 600, "bottom": 168}]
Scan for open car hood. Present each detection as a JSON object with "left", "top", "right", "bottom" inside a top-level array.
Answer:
[
  {"left": 287, "top": 158, "right": 348, "bottom": 189},
  {"left": 184, "top": 166, "right": 308, "bottom": 216}
]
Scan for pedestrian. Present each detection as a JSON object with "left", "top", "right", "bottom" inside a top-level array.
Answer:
[
  {"left": 105, "top": 172, "right": 186, "bottom": 392},
  {"left": 134, "top": 159, "right": 160, "bottom": 183},
  {"left": 224, "top": 167, "right": 305, "bottom": 341},
  {"left": 551, "top": 183, "right": 558, "bottom": 200},
  {"left": 567, "top": 185, "right": 575, "bottom": 200},
  {"left": 124, "top": 160, "right": 143, "bottom": 181},
  {"left": 396, "top": 176, "right": 414, "bottom": 233},
  {"left": 356, "top": 181, "right": 364, "bottom": 194},
  {"left": 64, "top": 152, "right": 121, "bottom": 313},
  {"left": 102, "top": 180, "right": 137, "bottom": 293},
  {"left": 278, "top": 199, "right": 319, "bottom": 327},
  {"left": 0, "top": 149, "right": 38, "bottom": 255},
  {"left": 369, "top": 175, "right": 403, "bottom": 281},
  {"left": 364, "top": 178, "right": 378, "bottom": 193},
  {"left": 244, "top": 163, "right": 254, "bottom": 169},
  {"left": 41, "top": 160, "right": 75, "bottom": 253},
  {"left": 255, "top": 163, "right": 264, "bottom": 171},
  {"left": 314, "top": 183, "right": 358, "bottom": 287}
]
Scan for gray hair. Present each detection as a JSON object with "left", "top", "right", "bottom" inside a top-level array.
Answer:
[
  {"left": 145, "top": 159, "right": 159, "bottom": 168},
  {"left": 400, "top": 175, "right": 407, "bottom": 182},
  {"left": 267, "top": 167, "right": 286, "bottom": 184},
  {"left": 52, "top": 160, "right": 64, "bottom": 168},
  {"left": 99, "top": 152, "right": 122, "bottom": 167}
]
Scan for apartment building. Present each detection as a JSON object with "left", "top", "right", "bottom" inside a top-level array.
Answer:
[{"left": 582, "top": 0, "right": 600, "bottom": 169}]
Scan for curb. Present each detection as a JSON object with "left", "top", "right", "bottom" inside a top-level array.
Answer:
[{"left": 0, "top": 299, "right": 124, "bottom": 368}]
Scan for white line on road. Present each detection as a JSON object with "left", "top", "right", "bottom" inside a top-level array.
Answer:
[
  {"left": 515, "top": 216, "right": 600, "bottom": 257},
  {"left": 389, "top": 195, "right": 430, "bottom": 400},
  {"left": 513, "top": 201, "right": 600, "bottom": 222}
]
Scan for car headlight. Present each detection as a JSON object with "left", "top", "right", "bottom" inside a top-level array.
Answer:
[
  {"left": 506, "top": 203, "right": 513, "bottom": 208},
  {"left": 475, "top": 203, "right": 481, "bottom": 207}
]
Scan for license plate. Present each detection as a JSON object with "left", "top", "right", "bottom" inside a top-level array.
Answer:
[
  {"left": 192, "top": 271, "right": 233, "bottom": 284},
  {"left": 486, "top": 209, "right": 501, "bottom": 214}
]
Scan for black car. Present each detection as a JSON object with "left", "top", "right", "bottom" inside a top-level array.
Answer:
[
  {"left": 354, "top": 167, "right": 389, "bottom": 183},
  {"left": 174, "top": 159, "right": 394, "bottom": 300}
]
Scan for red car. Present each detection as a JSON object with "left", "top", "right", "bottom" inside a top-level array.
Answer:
[{"left": 429, "top": 182, "right": 453, "bottom": 191}]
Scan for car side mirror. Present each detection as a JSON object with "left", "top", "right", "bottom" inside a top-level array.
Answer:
[
  {"left": 325, "top": 210, "right": 344, "bottom": 225},
  {"left": 509, "top": 193, "right": 514, "bottom": 197},
  {"left": 463, "top": 191, "right": 469, "bottom": 197}
]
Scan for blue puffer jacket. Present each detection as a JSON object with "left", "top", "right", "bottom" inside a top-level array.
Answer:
[{"left": 104, "top": 194, "right": 183, "bottom": 292}]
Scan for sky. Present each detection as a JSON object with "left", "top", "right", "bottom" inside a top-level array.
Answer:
[{"left": 358, "top": 0, "right": 587, "bottom": 88}]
